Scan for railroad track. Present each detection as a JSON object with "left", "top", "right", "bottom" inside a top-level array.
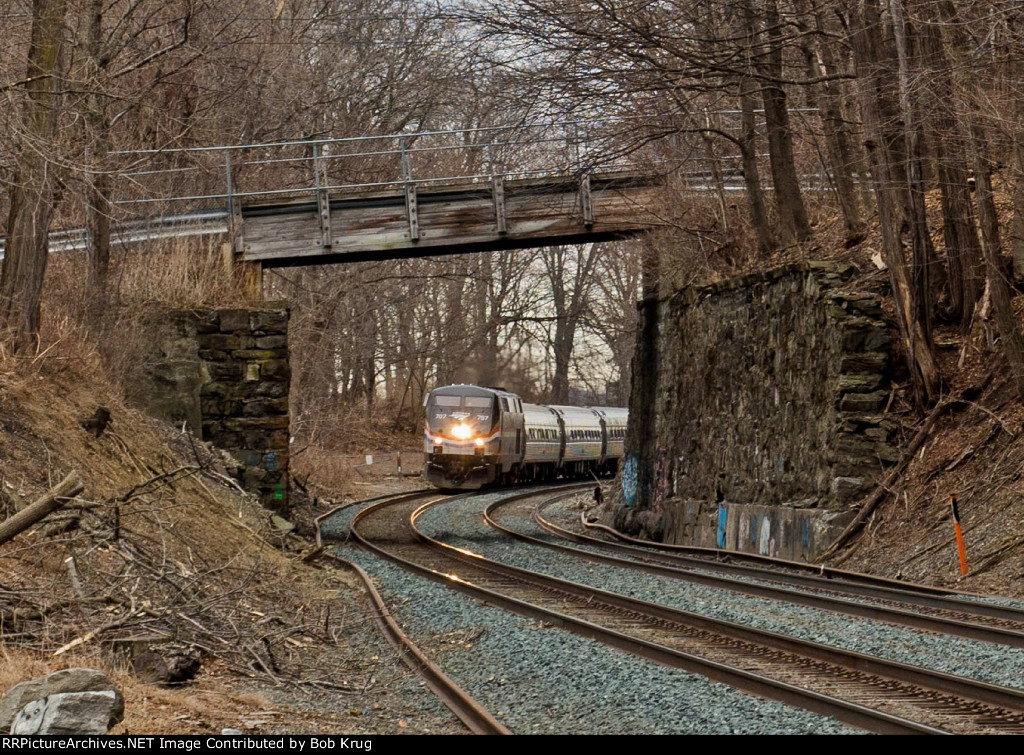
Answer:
[
  {"left": 314, "top": 490, "right": 510, "bottom": 735},
  {"left": 483, "top": 491, "right": 1024, "bottom": 647},
  {"left": 343, "top": 486, "right": 1024, "bottom": 734}
]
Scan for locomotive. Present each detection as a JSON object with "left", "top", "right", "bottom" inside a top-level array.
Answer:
[{"left": 422, "top": 383, "right": 628, "bottom": 490}]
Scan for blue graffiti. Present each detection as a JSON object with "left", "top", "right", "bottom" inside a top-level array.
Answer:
[
  {"left": 622, "top": 454, "right": 638, "bottom": 507},
  {"left": 717, "top": 506, "right": 728, "bottom": 548}
]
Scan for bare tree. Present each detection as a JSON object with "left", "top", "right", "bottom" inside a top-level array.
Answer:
[
  {"left": 756, "top": 0, "right": 811, "bottom": 246},
  {"left": 0, "top": 0, "right": 68, "bottom": 353},
  {"left": 842, "top": 0, "right": 941, "bottom": 405},
  {"left": 585, "top": 241, "right": 641, "bottom": 403},
  {"left": 792, "top": 0, "right": 865, "bottom": 245},
  {"left": 969, "top": 119, "right": 1024, "bottom": 398},
  {"left": 540, "top": 244, "right": 600, "bottom": 403}
]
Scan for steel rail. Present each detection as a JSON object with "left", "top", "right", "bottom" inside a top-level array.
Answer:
[
  {"left": 313, "top": 488, "right": 438, "bottom": 547},
  {"left": 477, "top": 494, "right": 1024, "bottom": 646},
  {"left": 471, "top": 494, "right": 1024, "bottom": 712},
  {"left": 346, "top": 490, "right": 977, "bottom": 734},
  {"left": 322, "top": 552, "right": 510, "bottom": 735},
  {"left": 570, "top": 498, "right": 1023, "bottom": 609},
  {"left": 554, "top": 504, "right": 1024, "bottom": 623},
  {"left": 314, "top": 489, "right": 510, "bottom": 735}
]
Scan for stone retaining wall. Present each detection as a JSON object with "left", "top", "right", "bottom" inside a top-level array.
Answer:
[
  {"left": 612, "top": 262, "right": 895, "bottom": 559},
  {"left": 196, "top": 307, "right": 290, "bottom": 512},
  {"left": 138, "top": 305, "right": 291, "bottom": 513}
]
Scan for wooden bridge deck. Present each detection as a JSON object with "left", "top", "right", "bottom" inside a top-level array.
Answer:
[{"left": 236, "top": 169, "right": 662, "bottom": 267}]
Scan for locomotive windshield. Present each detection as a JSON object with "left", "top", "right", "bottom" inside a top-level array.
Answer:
[{"left": 426, "top": 393, "right": 498, "bottom": 437}]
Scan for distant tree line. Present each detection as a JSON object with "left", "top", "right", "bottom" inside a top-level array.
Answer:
[{"left": 2, "top": 0, "right": 1024, "bottom": 439}]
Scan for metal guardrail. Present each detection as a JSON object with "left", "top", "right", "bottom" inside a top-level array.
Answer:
[
  {"left": 2, "top": 120, "right": 654, "bottom": 260},
  {"left": 111, "top": 121, "right": 651, "bottom": 213},
  {"left": 0, "top": 210, "right": 230, "bottom": 260}
]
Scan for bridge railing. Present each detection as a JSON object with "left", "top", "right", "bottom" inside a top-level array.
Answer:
[
  {"left": 110, "top": 121, "right": 655, "bottom": 220},
  {"left": 0, "top": 116, "right": 852, "bottom": 258}
]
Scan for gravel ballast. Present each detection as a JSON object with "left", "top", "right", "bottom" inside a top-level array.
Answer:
[
  {"left": 327, "top": 493, "right": 863, "bottom": 734},
  {"left": 418, "top": 492, "right": 1024, "bottom": 691}
]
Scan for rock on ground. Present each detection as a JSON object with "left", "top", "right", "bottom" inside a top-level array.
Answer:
[
  {"left": 11, "top": 691, "right": 123, "bottom": 735},
  {"left": 0, "top": 668, "right": 124, "bottom": 733}
]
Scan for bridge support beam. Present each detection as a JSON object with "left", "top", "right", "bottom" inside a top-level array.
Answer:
[
  {"left": 579, "top": 174, "right": 594, "bottom": 227},
  {"left": 492, "top": 176, "right": 507, "bottom": 234},
  {"left": 223, "top": 242, "right": 263, "bottom": 299},
  {"left": 236, "top": 170, "right": 662, "bottom": 266},
  {"left": 317, "top": 189, "right": 332, "bottom": 249}
]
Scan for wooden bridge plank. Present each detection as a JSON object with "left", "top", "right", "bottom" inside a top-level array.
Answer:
[{"left": 237, "top": 170, "right": 661, "bottom": 265}]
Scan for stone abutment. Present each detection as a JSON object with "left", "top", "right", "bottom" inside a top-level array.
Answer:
[
  {"left": 613, "top": 262, "right": 895, "bottom": 560},
  {"left": 140, "top": 305, "right": 291, "bottom": 513}
]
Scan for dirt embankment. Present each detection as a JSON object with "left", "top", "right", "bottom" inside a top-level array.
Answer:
[
  {"left": 831, "top": 367, "right": 1024, "bottom": 599},
  {"left": 0, "top": 361, "right": 456, "bottom": 735}
]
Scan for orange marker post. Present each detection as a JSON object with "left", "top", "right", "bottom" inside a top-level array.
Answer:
[{"left": 950, "top": 494, "right": 968, "bottom": 576}]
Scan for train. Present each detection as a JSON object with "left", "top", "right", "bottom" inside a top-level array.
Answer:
[{"left": 422, "top": 383, "right": 628, "bottom": 490}]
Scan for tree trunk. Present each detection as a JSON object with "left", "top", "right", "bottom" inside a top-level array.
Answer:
[
  {"left": 738, "top": 78, "right": 777, "bottom": 253},
  {"left": 891, "top": 0, "right": 938, "bottom": 346},
  {"left": 0, "top": 0, "right": 68, "bottom": 354},
  {"left": 917, "top": 17, "right": 981, "bottom": 326},
  {"left": 759, "top": 0, "right": 811, "bottom": 246},
  {"left": 83, "top": 0, "right": 111, "bottom": 306},
  {"left": 474, "top": 252, "right": 498, "bottom": 388},
  {"left": 968, "top": 120, "right": 1024, "bottom": 399},
  {"left": 544, "top": 245, "right": 597, "bottom": 404},
  {"left": 1009, "top": 15, "right": 1024, "bottom": 285},
  {"left": 795, "top": 0, "right": 865, "bottom": 245},
  {"left": 700, "top": 125, "right": 729, "bottom": 235},
  {"left": 1012, "top": 133, "right": 1024, "bottom": 285},
  {"left": 846, "top": 0, "right": 941, "bottom": 405},
  {"left": 548, "top": 248, "right": 572, "bottom": 404},
  {"left": 0, "top": 471, "right": 83, "bottom": 547}
]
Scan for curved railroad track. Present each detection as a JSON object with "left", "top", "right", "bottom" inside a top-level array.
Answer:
[
  {"left": 483, "top": 491, "right": 1024, "bottom": 646},
  {"left": 342, "top": 486, "right": 1024, "bottom": 734},
  {"left": 314, "top": 490, "right": 510, "bottom": 735}
]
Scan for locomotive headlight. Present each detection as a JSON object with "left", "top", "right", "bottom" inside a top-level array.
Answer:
[
  {"left": 474, "top": 437, "right": 485, "bottom": 447},
  {"left": 451, "top": 423, "right": 473, "bottom": 440}
]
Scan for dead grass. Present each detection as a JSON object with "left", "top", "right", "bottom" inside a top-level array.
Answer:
[
  {"left": 0, "top": 351, "right": 458, "bottom": 735},
  {"left": 813, "top": 181, "right": 1024, "bottom": 597},
  {"left": 835, "top": 378, "right": 1024, "bottom": 598},
  {"left": 4, "top": 172, "right": 1024, "bottom": 732}
]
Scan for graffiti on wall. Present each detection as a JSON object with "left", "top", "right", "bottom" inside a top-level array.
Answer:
[
  {"left": 758, "top": 516, "right": 776, "bottom": 557},
  {"left": 652, "top": 447, "right": 668, "bottom": 517},
  {"left": 622, "top": 453, "right": 638, "bottom": 507}
]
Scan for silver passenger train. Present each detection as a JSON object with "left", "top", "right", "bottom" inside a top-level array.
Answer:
[{"left": 422, "top": 384, "right": 628, "bottom": 490}]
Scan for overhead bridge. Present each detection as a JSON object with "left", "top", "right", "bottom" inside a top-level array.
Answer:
[
  {"left": 237, "top": 169, "right": 662, "bottom": 267},
  {"left": 0, "top": 123, "right": 665, "bottom": 264},
  {"left": 108, "top": 123, "right": 664, "bottom": 267},
  {"left": 1, "top": 122, "right": 844, "bottom": 264}
]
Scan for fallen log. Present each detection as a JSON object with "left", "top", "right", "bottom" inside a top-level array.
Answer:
[
  {"left": 816, "top": 399, "right": 953, "bottom": 563},
  {"left": 0, "top": 472, "right": 84, "bottom": 547}
]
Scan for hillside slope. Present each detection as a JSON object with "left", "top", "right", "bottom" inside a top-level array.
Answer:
[
  {"left": 0, "top": 360, "right": 461, "bottom": 734},
  {"left": 830, "top": 369, "right": 1024, "bottom": 598}
]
